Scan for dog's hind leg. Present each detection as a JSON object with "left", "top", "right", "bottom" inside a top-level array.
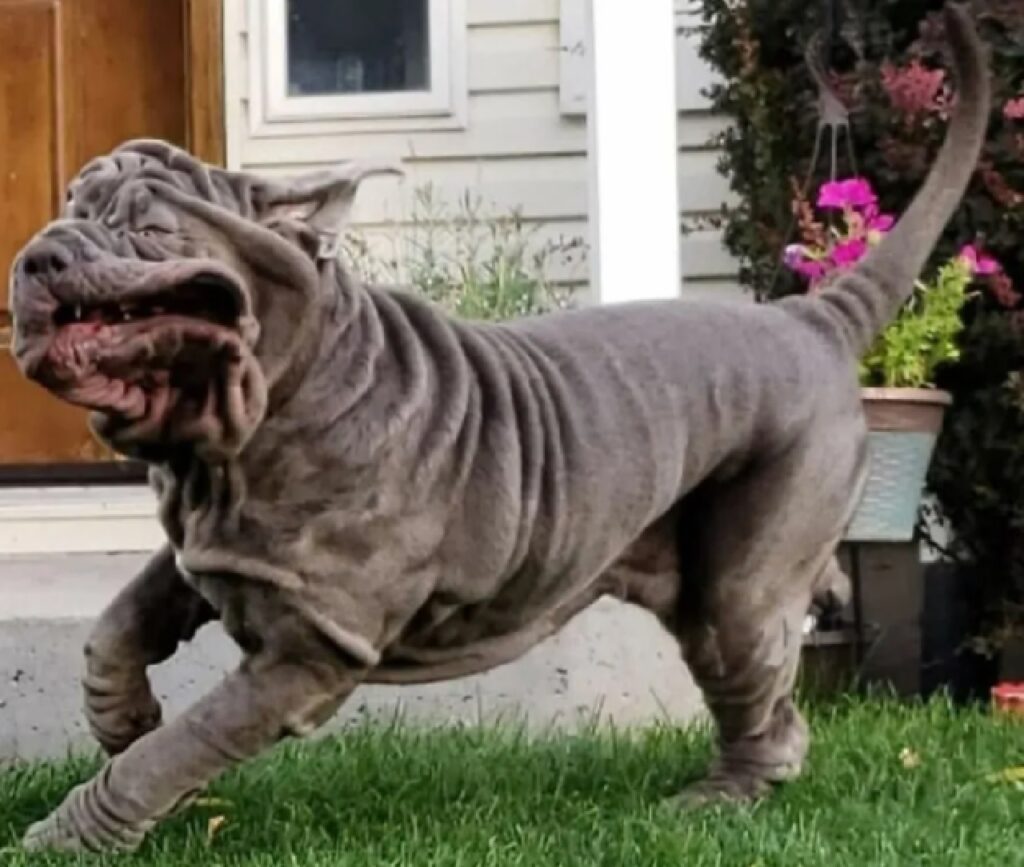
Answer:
[{"left": 670, "top": 431, "right": 865, "bottom": 806}]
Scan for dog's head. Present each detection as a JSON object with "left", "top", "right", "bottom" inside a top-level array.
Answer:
[{"left": 8, "top": 139, "right": 400, "bottom": 460}]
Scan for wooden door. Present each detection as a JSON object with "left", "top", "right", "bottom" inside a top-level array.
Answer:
[{"left": 0, "top": 0, "right": 222, "bottom": 476}]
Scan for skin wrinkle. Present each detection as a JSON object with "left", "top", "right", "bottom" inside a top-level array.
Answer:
[{"left": 4, "top": 4, "right": 991, "bottom": 853}]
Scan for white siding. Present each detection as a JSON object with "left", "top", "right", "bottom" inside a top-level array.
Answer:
[{"left": 223, "top": 0, "right": 738, "bottom": 294}]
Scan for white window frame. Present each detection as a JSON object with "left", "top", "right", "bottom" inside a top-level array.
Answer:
[{"left": 246, "top": 0, "right": 467, "bottom": 137}]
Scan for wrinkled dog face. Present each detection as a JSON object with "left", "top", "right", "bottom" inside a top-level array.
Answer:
[
  {"left": 11, "top": 155, "right": 260, "bottom": 457},
  {"left": 8, "top": 139, "right": 400, "bottom": 459}
]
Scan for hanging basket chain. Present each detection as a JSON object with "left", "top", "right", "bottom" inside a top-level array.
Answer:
[{"left": 766, "top": 0, "right": 862, "bottom": 299}]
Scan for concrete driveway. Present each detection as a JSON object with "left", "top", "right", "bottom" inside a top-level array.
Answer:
[{"left": 0, "top": 553, "right": 705, "bottom": 761}]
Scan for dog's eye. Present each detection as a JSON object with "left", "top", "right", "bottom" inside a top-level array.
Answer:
[{"left": 133, "top": 201, "right": 179, "bottom": 236}]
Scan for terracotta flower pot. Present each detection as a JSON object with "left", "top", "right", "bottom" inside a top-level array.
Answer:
[
  {"left": 992, "top": 682, "right": 1024, "bottom": 718},
  {"left": 844, "top": 387, "right": 952, "bottom": 543}
]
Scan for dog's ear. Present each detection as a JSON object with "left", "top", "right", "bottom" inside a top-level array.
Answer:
[{"left": 253, "top": 161, "right": 403, "bottom": 258}]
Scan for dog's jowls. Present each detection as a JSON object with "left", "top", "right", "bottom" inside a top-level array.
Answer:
[{"left": 8, "top": 3, "right": 990, "bottom": 853}]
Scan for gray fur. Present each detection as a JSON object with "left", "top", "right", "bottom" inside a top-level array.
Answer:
[{"left": 7, "top": 4, "right": 989, "bottom": 853}]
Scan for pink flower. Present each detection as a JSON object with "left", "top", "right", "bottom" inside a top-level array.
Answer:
[
  {"left": 783, "top": 244, "right": 808, "bottom": 268},
  {"left": 989, "top": 271, "right": 1021, "bottom": 309},
  {"left": 881, "top": 60, "right": 947, "bottom": 119},
  {"left": 958, "top": 244, "right": 1001, "bottom": 276},
  {"left": 783, "top": 244, "right": 828, "bottom": 280},
  {"left": 832, "top": 238, "right": 869, "bottom": 268},
  {"left": 863, "top": 209, "right": 895, "bottom": 245},
  {"left": 1004, "top": 97, "right": 1024, "bottom": 121},
  {"left": 868, "top": 212, "right": 895, "bottom": 233},
  {"left": 845, "top": 203, "right": 895, "bottom": 242},
  {"left": 796, "top": 260, "right": 828, "bottom": 282},
  {"left": 818, "top": 177, "right": 878, "bottom": 210},
  {"left": 782, "top": 244, "right": 831, "bottom": 283},
  {"left": 786, "top": 177, "right": 895, "bottom": 290}
]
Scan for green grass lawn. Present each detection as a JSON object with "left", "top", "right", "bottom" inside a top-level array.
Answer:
[{"left": 1, "top": 696, "right": 1020, "bottom": 866}]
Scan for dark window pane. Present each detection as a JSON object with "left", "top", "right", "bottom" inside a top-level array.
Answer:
[{"left": 287, "top": 0, "right": 430, "bottom": 97}]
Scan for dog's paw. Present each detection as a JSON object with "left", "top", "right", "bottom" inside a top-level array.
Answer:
[
  {"left": 661, "top": 773, "right": 774, "bottom": 813},
  {"left": 86, "top": 681, "right": 163, "bottom": 757},
  {"left": 22, "top": 812, "right": 89, "bottom": 854},
  {"left": 22, "top": 788, "right": 147, "bottom": 855}
]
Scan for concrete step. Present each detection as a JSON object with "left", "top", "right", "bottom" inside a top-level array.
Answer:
[
  {"left": 0, "top": 487, "right": 161, "bottom": 555},
  {"left": 0, "top": 553, "right": 705, "bottom": 762}
]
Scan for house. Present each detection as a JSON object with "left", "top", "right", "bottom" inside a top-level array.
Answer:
[
  {"left": 0, "top": 0, "right": 728, "bottom": 758},
  {"left": 0, "top": 0, "right": 738, "bottom": 552},
  {"left": 0, "top": 2, "right": 933, "bottom": 760}
]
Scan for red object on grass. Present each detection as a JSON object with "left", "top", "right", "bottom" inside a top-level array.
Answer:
[{"left": 992, "top": 682, "right": 1024, "bottom": 716}]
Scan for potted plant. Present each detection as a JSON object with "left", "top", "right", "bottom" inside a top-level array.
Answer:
[
  {"left": 783, "top": 175, "right": 1001, "bottom": 543},
  {"left": 786, "top": 174, "right": 1002, "bottom": 697}
]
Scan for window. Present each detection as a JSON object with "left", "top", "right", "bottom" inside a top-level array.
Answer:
[
  {"left": 253, "top": 0, "right": 466, "bottom": 129},
  {"left": 287, "top": 0, "right": 430, "bottom": 97}
]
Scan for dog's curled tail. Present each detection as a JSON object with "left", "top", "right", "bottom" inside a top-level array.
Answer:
[{"left": 815, "top": 2, "right": 991, "bottom": 357}]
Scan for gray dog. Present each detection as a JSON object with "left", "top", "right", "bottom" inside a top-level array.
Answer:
[{"left": 8, "top": 3, "right": 989, "bottom": 854}]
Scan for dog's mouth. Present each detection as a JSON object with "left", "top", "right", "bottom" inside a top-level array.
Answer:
[
  {"left": 51, "top": 277, "right": 240, "bottom": 332},
  {"left": 23, "top": 264, "right": 254, "bottom": 435}
]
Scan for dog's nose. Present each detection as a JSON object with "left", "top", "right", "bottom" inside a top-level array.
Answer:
[{"left": 16, "top": 238, "right": 74, "bottom": 283}]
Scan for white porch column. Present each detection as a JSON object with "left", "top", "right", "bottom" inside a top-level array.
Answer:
[{"left": 585, "top": 0, "right": 681, "bottom": 304}]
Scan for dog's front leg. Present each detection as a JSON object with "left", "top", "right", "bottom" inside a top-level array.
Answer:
[
  {"left": 84, "top": 544, "right": 218, "bottom": 757},
  {"left": 83, "top": 545, "right": 216, "bottom": 756},
  {"left": 24, "top": 612, "right": 360, "bottom": 854}
]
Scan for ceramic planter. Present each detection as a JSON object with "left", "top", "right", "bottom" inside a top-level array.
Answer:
[{"left": 844, "top": 387, "right": 952, "bottom": 543}]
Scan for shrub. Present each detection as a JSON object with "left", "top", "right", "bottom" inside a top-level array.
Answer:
[
  {"left": 694, "top": 0, "right": 1024, "bottom": 646},
  {"left": 342, "top": 183, "right": 586, "bottom": 322}
]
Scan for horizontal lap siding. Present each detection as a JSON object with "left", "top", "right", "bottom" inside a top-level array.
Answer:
[{"left": 223, "top": 0, "right": 739, "bottom": 290}]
